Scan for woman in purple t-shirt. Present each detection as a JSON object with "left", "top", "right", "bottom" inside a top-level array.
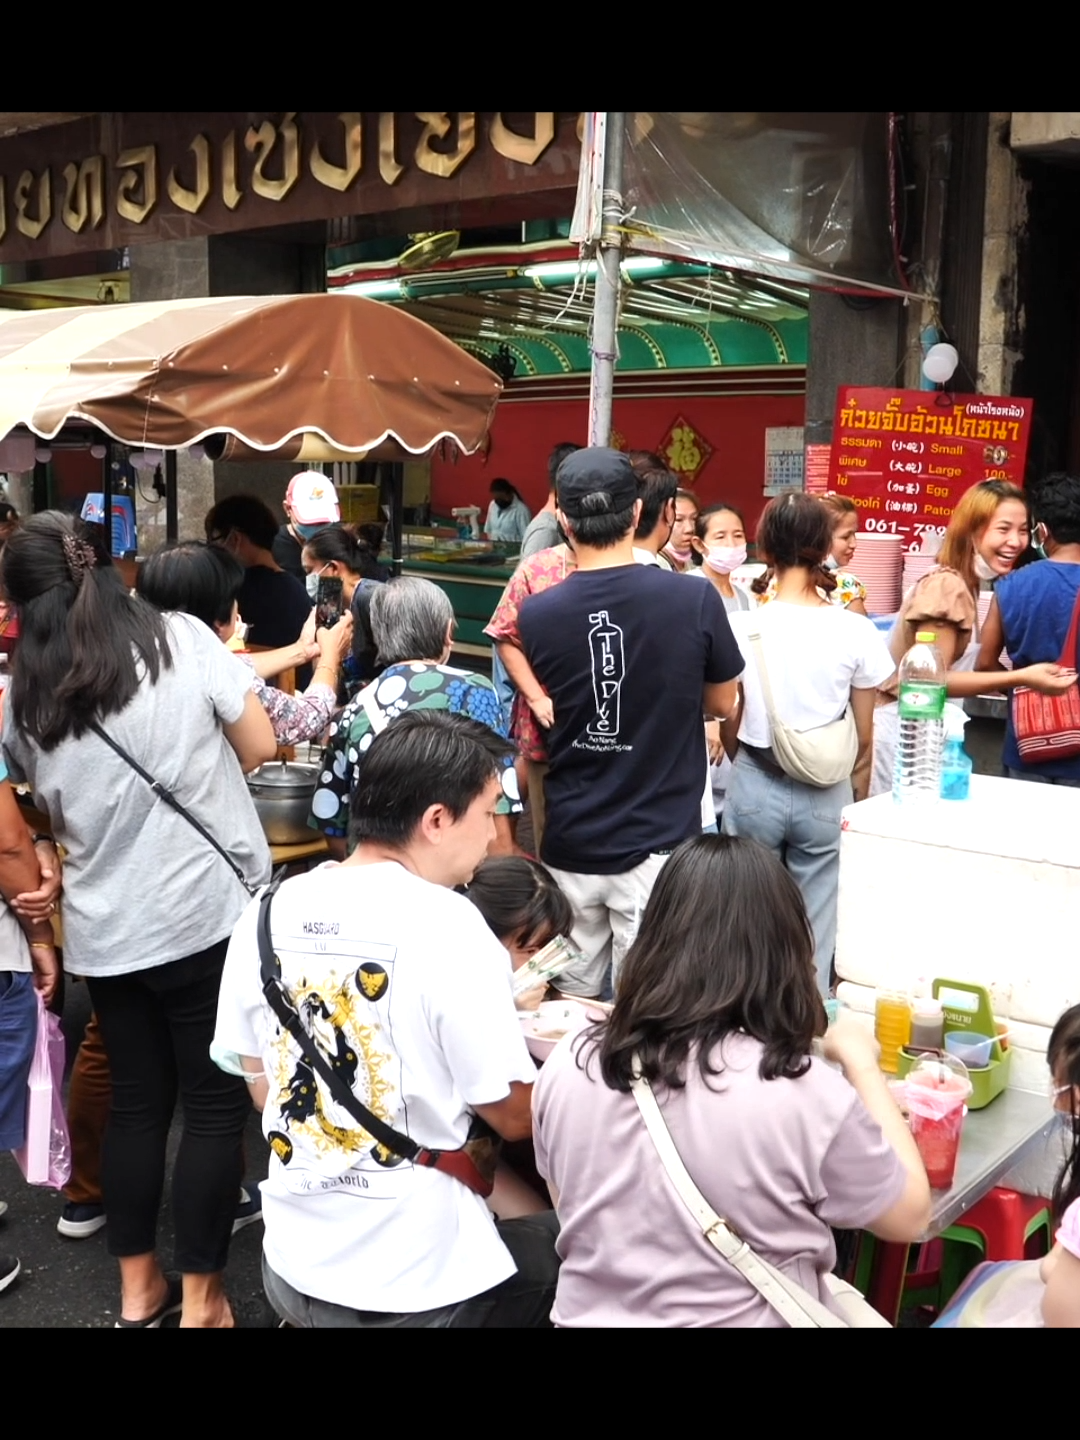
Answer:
[{"left": 533, "top": 835, "right": 932, "bottom": 1327}]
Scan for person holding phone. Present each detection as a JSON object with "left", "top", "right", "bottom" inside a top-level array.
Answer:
[{"left": 302, "top": 525, "right": 389, "bottom": 698}]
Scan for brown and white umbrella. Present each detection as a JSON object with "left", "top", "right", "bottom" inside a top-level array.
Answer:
[{"left": 0, "top": 292, "right": 501, "bottom": 459}]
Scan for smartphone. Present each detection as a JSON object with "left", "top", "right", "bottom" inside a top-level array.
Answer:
[{"left": 315, "top": 576, "right": 344, "bottom": 630}]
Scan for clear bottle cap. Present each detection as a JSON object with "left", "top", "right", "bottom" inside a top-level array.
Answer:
[{"left": 913, "top": 998, "right": 943, "bottom": 1017}]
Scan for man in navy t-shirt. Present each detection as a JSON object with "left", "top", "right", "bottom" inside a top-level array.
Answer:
[{"left": 517, "top": 447, "right": 742, "bottom": 997}]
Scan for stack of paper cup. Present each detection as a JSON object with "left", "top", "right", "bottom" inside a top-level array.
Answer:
[{"left": 850, "top": 533, "right": 904, "bottom": 616}]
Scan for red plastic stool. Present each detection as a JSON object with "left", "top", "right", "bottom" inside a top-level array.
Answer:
[{"left": 946, "top": 1187, "right": 1053, "bottom": 1261}]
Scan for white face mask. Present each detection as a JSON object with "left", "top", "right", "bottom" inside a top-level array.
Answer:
[
  {"left": 704, "top": 544, "right": 747, "bottom": 575},
  {"left": 973, "top": 550, "right": 997, "bottom": 582},
  {"left": 823, "top": 553, "right": 840, "bottom": 572},
  {"left": 305, "top": 565, "right": 326, "bottom": 600}
]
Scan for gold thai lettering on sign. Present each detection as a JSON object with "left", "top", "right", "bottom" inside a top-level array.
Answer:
[
  {"left": 414, "top": 112, "right": 476, "bottom": 178},
  {"left": 378, "top": 112, "right": 405, "bottom": 186},
  {"left": 15, "top": 167, "right": 51, "bottom": 239},
  {"left": 489, "top": 113, "right": 555, "bottom": 165},
  {"left": 310, "top": 113, "right": 362, "bottom": 193},
  {"left": 61, "top": 156, "right": 105, "bottom": 233},
  {"left": 221, "top": 131, "right": 242, "bottom": 211},
  {"left": 167, "top": 134, "right": 211, "bottom": 216},
  {"left": 245, "top": 113, "right": 300, "bottom": 203},
  {"left": 0, "top": 113, "right": 574, "bottom": 251},
  {"left": 115, "top": 145, "right": 158, "bottom": 225}
]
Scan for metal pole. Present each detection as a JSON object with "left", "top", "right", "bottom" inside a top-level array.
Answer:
[
  {"left": 101, "top": 448, "right": 114, "bottom": 556},
  {"left": 165, "top": 449, "right": 179, "bottom": 543},
  {"left": 587, "top": 112, "right": 625, "bottom": 448}
]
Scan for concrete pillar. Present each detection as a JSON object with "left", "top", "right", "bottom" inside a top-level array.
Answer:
[
  {"left": 977, "top": 112, "right": 1023, "bottom": 395},
  {"left": 127, "top": 231, "right": 324, "bottom": 552},
  {"left": 804, "top": 292, "right": 904, "bottom": 452}
]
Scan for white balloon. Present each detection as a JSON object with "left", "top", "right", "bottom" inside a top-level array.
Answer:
[{"left": 922, "top": 342, "right": 959, "bottom": 385}]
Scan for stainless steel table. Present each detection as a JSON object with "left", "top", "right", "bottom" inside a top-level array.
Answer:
[
  {"left": 920, "top": 1087, "right": 1059, "bottom": 1239},
  {"left": 864, "top": 1088, "right": 1059, "bottom": 1320}
]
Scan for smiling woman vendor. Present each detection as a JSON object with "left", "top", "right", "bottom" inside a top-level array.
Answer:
[
  {"left": 484, "top": 480, "right": 531, "bottom": 545},
  {"left": 870, "top": 481, "right": 1078, "bottom": 795}
]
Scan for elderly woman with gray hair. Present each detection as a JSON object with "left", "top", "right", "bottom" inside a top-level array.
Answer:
[{"left": 308, "top": 576, "right": 522, "bottom": 859}]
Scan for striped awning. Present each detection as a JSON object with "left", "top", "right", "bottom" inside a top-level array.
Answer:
[{"left": 0, "top": 293, "right": 502, "bottom": 457}]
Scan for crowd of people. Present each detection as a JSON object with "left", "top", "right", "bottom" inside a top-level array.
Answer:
[{"left": 1, "top": 447, "right": 1079, "bottom": 1328}]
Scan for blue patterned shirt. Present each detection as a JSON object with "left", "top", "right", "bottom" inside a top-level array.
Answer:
[{"left": 308, "top": 662, "right": 521, "bottom": 841}]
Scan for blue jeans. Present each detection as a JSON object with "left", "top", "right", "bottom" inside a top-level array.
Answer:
[
  {"left": 0, "top": 970, "right": 36, "bottom": 1150},
  {"left": 1006, "top": 767, "right": 1080, "bottom": 788},
  {"left": 721, "top": 750, "right": 851, "bottom": 997},
  {"left": 489, "top": 647, "right": 516, "bottom": 730}
]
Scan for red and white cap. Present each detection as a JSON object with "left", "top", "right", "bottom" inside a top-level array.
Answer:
[{"left": 285, "top": 471, "right": 340, "bottom": 525}]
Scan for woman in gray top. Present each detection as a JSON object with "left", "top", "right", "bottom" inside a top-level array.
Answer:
[{"left": 1, "top": 513, "right": 275, "bottom": 1328}]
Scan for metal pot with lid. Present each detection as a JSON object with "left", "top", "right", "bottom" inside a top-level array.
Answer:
[{"left": 246, "top": 760, "right": 321, "bottom": 845}]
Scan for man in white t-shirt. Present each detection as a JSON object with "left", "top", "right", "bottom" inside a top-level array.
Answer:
[{"left": 214, "top": 711, "right": 558, "bottom": 1327}]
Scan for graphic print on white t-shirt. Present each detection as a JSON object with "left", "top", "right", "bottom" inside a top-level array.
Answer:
[
  {"left": 265, "top": 921, "right": 407, "bottom": 1200},
  {"left": 584, "top": 609, "right": 626, "bottom": 747}
]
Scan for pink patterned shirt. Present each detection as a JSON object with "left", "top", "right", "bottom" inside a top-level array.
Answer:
[{"left": 485, "top": 545, "right": 575, "bottom": 762}]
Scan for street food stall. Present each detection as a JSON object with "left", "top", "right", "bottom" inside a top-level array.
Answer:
[
  {"left": 0, "top": 292, "right": 504, "bottom": 856},
  {"left": 0, "top": 292, "right": 503, "bottom": 567}
]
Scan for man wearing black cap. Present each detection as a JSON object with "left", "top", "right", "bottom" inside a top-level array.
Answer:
[{"left": 517, "top": 447, "right": 743, "bottom": 998}]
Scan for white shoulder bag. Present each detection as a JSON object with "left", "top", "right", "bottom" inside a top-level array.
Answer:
[
  {"left": 747, "top": 627, "right": 858, "bottom": 788},
  {"left": 629, "top": 1061, "right": 890, "bottom": 1328}
]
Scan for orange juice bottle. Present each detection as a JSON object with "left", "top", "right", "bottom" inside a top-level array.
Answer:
[{"left": 874, "top": 990, "right": 912, "bottom": 1074}]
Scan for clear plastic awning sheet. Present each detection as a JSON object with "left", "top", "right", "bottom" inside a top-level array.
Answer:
[{"left": 574, "top": 112, "right": 919, "bottom": 299}]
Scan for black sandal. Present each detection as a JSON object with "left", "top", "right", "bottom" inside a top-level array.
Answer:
[{"left": 114, "top": 1274, "right": 183, "bottom": 1328}]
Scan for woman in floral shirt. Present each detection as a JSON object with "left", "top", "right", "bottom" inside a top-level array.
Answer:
[
  {"left": 308, "top": 577, "right": 521, "bottom": 857},
  {"left": 137, "top": 541, "right": 349, "bottom": 747}
]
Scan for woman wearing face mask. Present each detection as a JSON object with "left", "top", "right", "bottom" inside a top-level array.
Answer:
[
  {"left": 687, "top": 504, "right": 751, "bottom": 824},
  {"left": 302, "top": 525, "right": 388, "bottom": 699},
  {"left": 870, "top": 480, "right": 1076, "bottom": 796},
  {"left": 688, "top": 503, "right": 753, "bottom": 614},
  {"left": 663, "top": 489, "right": 700, "bottom": 573}
]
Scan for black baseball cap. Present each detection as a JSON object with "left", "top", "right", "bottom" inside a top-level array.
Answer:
[{"left": 556, "top": 446, "right": 638, "bottom": 519}]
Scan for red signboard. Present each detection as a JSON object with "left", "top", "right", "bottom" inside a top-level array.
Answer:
[{"left": 829, "top": 387, "right": 1034, "bottom": 552}]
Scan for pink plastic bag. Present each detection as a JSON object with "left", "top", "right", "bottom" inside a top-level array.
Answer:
[{"left": 13, "top": 990, "right": 71, "bottom": 1189}]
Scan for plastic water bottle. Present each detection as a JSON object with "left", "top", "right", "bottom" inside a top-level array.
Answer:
[
  {"left": 940, "top": 704, "right": 973, "bottom": 800},
  {"left": 893, "top": 630, "right": 946, "bottom": 803}
]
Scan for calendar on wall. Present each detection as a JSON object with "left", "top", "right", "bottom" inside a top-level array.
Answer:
[{"left": 764, "top": 426, "right": 805, "bottom": 495}]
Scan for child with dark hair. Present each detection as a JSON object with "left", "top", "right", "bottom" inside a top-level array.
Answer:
[{"left": 935, "top": 1002, "right": 1080, "bottom": 1326}]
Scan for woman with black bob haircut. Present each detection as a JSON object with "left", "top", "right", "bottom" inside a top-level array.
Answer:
[
  {"left": 532, "top": 834, "right": 931, "bottom": 1327},
  {"left": 0, "top": 511, "right": 276, "bottom": 1328},
  {"left": 301, "top": 524, "right": 388, "bottom": 696},
  {"left": 301, "top": 522, "right": 388, "bottom": 593},
  {"left": 138, "top": 540, "right": 351, "bottom": 746}
]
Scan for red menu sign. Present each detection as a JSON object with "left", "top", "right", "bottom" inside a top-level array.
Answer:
[{"left": 829, "top": 387, "right": 1034, "bottom": 552}]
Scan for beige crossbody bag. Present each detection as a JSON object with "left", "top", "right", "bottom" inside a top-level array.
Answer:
[
  {"left": 747, "top": 627, "right": 858, "bottom": 788},
  {"left": 630, "top": 1061, "right": 890, "bottom": 1329}
]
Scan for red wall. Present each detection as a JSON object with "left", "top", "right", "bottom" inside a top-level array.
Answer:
[{"left": 430, "top": 386, "right": 806, "bottom": 532}]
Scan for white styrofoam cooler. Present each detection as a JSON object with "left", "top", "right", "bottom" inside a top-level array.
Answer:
[{"left": 836, "top": 774, "right": 1080, "bottom": 1092}]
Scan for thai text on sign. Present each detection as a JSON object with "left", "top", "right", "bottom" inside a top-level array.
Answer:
[{"left": 828, "top": 387, "right": 1033, "bottom": 552}]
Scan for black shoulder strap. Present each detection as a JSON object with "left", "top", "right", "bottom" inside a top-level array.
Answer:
[
  {"left": 255, "top": 880, "right": 424, "bottom": 1166},
  {"left": 89, "top": 719, "right": 257, "bottom": 896}
]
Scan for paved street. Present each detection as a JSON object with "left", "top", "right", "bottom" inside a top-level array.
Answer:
[{"left": 0, "top": 977, "right": 276, "bottom": 1328}]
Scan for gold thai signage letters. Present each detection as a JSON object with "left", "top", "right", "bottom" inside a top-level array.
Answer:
[{"left": 0, "top": 112, "right": 572, "bottom": 259}]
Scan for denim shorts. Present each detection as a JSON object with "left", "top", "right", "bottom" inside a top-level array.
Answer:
[{"left": 0, "top": 971, "right": 37, "bottom": 1150}]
